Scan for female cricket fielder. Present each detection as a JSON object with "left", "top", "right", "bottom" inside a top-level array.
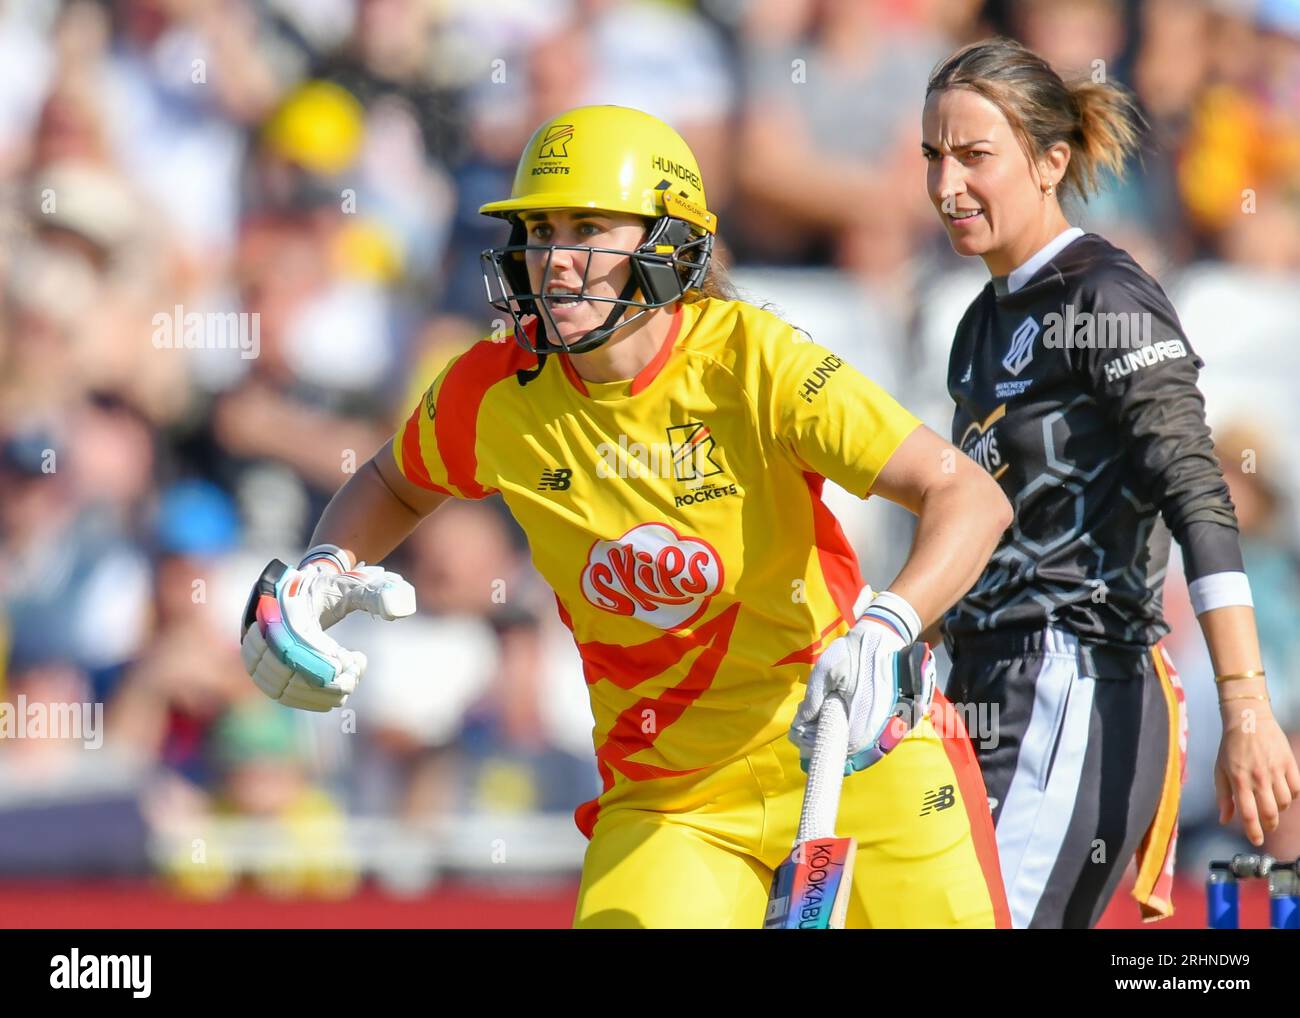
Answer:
[
  {"left": 922, "top": 38, "right": 1300, "bottom": 928},
  {"left": 239, "top": 104, "right": 1014, "bottom": 928}
]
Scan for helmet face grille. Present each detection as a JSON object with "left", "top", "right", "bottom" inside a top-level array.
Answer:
[{"left": 480, "top": 217, "right": 713, "bottom": 356}]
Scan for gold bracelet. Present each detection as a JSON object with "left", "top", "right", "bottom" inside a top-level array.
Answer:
[
  {"left": 1214, "top": 669, "right": 1266, "bottom": 684},
  {"left": 1219, "top": 694, "right": 1271, "bottom": 704}
]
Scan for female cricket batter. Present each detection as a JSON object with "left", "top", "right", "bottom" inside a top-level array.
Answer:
[
  {"left": 239, "top": 105, "right": 1014, "bottom": 928},
  {"left": 923, "top": 38, "right": 1300, "bottom": 928}
]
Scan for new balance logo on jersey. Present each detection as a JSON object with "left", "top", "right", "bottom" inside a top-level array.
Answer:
[
  {"left": 921, "top": 784, "right": 956, "bottom": 815},
  {"left": 1002, "top": 317, "right": 1039, "bottom": 376},
  {"left": 538, "top": 468, "right": 572, "bottom": 491}
]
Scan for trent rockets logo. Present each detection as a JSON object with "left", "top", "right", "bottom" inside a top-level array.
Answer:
[
  {"left": 580, "top": 522, "right": 724, "bottom": 630},
  {"left": 665, "top": 422, "right": 723, "bottom": 482},
  {"left": 538, "top": 124, "right": 573, "bottom": 159}
]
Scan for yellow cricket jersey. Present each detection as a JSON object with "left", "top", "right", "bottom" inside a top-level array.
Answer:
[{"left": 392, "top": 297, "right": 921, "bottom": 838}]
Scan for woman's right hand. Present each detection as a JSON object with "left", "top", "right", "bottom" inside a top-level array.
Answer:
[{"left": 790, "top": 592, "right": 936, "bottom": 774}]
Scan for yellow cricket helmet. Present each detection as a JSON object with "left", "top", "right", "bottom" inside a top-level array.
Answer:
[
  {"left": 480, "top": 105, "right": 717, "bottom": 232},
  {"left": 479, "top": 105, "right": 718, "bottom": 357}
]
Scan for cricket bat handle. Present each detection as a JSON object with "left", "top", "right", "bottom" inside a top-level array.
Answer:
[{"left": 797, "top": 692, "right": 850, "bottom": 843}]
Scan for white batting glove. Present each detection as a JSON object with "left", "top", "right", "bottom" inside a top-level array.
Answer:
[
  {"left": 240, "top": 545, "right": 416, "bottom": 712},
  {"left": 790, "top": 591, "right": 935, "bottom": 774}
]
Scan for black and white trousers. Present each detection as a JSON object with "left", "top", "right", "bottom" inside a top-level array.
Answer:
[{"left": 945, "top": 626, "right": 1181, "bottom": 929}]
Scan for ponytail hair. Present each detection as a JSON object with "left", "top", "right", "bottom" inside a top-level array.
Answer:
[
  {"left": 926, "top": 37, "right": 1144, "bottom": 200},
  {"left": 1068, "top": 79, "right": 1142, "bottom": 195}
]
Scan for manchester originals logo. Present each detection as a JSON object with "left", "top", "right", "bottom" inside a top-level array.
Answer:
[{"left": 1002, "top": 316, "right": 1039, "bottom": 376}]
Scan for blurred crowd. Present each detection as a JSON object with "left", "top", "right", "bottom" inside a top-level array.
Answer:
[{"left": 0, "top": 0, "right": 1298, "bottom": 896}]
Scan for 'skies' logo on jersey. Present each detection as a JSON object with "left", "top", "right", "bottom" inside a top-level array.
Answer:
[{"left": 580, "top": 522, "right": 724, "bottom": 630}]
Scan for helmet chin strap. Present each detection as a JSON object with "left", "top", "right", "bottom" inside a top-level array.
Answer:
[
  {"left": 537, "top": 273, "right": 650, "bottom": 355},
  {"left": 517, "top": 276, "right": 646, "bottom": 386}
]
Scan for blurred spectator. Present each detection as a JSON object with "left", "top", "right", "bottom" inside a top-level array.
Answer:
[
  {"left": 1129, "top": 0, "right": 1211, "bottom": 262},
  {"left": 1177, "top": 0, "right": 1300, "bottom": 262},
  {"left": 207, "top": 696, "right": 357, "bottom": 898},
  {"left": 343, "top": 499, "right": 531, "bottom": 820},
  {"left": 102, "top": 0, "right": 282, "bottom": 261},
  {"left": 0, "top": 660, "right": 109, "bottom": 789},
  {"left": 108, "top": 480, "right": 249, "bottom": 785},
  {"left": 1010, "top": 0, "right": 1128, "bottom": 80},
  {"left": 732, "top": 0, "right": 952, "bottom": 275},
  {"left": 579, "top": 0, "right": 736, "bottom": 209},
  {"left": 0, "top": 658, "right": 150, "bottom": 877},
  {"left": 0, "top": 427, "right": 150, "bottom": 696},
  {"left": 0, "top": 1, "right": 57, "bottom": 178}
]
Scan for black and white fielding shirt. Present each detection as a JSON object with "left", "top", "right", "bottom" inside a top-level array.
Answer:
[{"left": 943, "top": 228, "right": 1246, "bottom": 661}]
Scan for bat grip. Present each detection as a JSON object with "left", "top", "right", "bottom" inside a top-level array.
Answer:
[{"left": 797, "top": 693, "right": 850, "bottom": 842}]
